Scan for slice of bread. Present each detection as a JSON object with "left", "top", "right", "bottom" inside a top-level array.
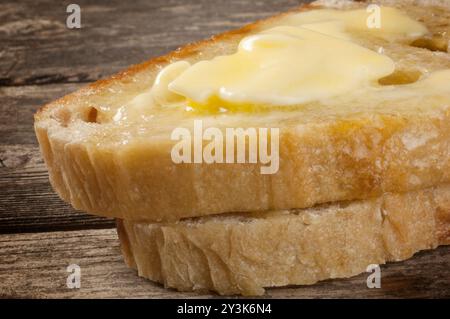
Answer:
[
  {"left": 34, "top": 0, "right": 450, "bottom": 222},
  {"left": 117, "top": 184, "right": 450, "bottom": 296}
]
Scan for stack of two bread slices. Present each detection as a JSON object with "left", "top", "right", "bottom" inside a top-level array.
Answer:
[{"left": 34, "top": 0, "right": 450, "bottom": 295}]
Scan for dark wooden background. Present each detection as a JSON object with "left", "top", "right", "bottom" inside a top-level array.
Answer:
[{"left": 0, "top": 0, "right": 449, "bottom": 298}]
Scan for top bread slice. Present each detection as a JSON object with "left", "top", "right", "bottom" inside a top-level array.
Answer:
[{"left": 34, "top": 0, "right": 450, "bottom": 222}]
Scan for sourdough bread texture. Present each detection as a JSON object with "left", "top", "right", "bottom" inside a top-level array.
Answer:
[
  {"left": 34, "top": 0, "right": 450, "bottom": 221},
  {"left": 117, "top": 184, "right": 450, "bottom": 295}
]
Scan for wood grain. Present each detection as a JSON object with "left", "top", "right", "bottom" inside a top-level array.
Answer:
[
  {"left": 0, "top": 228, "right": 448, "bottom": 298},
  {"left": 0, "top": 143, "right": 115, "bottom": 233},
  {"left": 1, "top": 0, "right": 449, "bottom": 298},
  {"left": 0, "top": 0, "right": 307, "bottom": 86},
  {"left": 0, "top": 83, "right": 84, "bottom": 144}
]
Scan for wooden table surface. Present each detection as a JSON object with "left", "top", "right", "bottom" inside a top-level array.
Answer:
[{"left": 0, "top": 0, "right": 449, "bottom": 298}]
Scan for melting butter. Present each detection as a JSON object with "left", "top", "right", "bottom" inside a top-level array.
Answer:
[
  {"left": 371, "top": 69, "right": 450, "bottom": 98},
  {"left": 113, "top": 61, "right": 189, "bottom": 122},
  {"left": 115, "top": 6, "right": 432, "bottom": 117},
  {"left": 282, "top": 6, "right": 428, "bottom": 41},
  {"left": 169, "top": 25, "right": 395, "bottom": 108},
  {"left": 150, "top": 61, "right": 191, "bottom": 105}
]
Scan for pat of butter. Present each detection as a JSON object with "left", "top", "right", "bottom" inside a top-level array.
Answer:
[
  {"left": 117, "top": 6, "right": 430, "bottom": 115},
  {"left": 282, "top": 6, "right": 428, "bottom": 41},
  {"left": 169, "top": 25, "right": 395, "bottom": 108},
  {"left": 113, "top": 61, "right": 189, "bottom": 122},
  {"left": 150, "top": 61, "right": 191, "bottom": 106}
]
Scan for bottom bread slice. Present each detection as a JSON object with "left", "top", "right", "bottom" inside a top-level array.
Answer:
[{"left": 117, "top": 185, "right": 450, "bottom": 296}]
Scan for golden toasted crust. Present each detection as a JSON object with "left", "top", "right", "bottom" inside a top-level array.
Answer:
[
  {"left": 118, "top": 184, "right": 450, "bottom": 296},
  {"left": 34, "top": 0, "right": 450, "bottom": 222}
]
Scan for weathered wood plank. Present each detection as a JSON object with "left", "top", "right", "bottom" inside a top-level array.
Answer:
[
  {"left": 0, "top": 83, "right": 85, "bottom": 144},
  {"left": 0, "top": 84, "right": 116, "bottom": 233},
  {"left": 0, "top": 0, "right": 309, "bottom": 86},
  {"left": 0, "top": 144, "right": 115, "bottom": 234},
  {"left": 0, "top": 228, "right": 448, "bottom": 298},
  {"left": 0, "top": 229, "right": 177, "bottom": 298}
]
